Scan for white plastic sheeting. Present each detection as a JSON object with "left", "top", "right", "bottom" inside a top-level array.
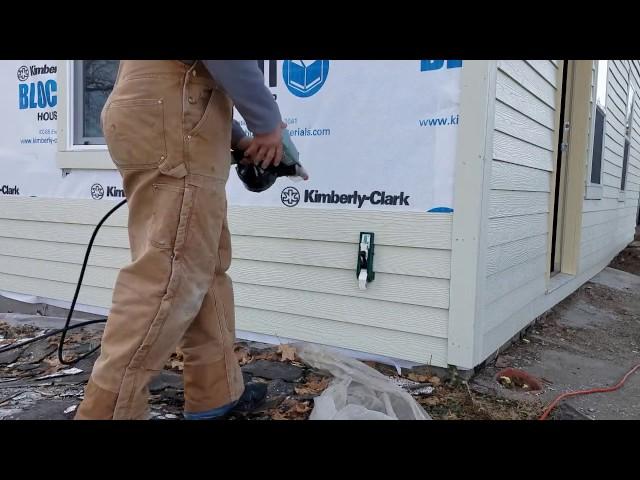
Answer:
[{"left": 296, "top": 343, "right": 431, "bottom": 420}]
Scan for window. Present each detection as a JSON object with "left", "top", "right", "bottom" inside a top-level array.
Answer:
[
  {"left": 621, "top": 78, "right": 634, "bottom": 191},
  {"left": 73, "top": 60, "right": 118, "bottom": 145},
  {"left": 591, "top": 106, "right": 605, "bottom": 184},
  {"left": 589, "top": 60, "right": 608, "bottom": 186}
]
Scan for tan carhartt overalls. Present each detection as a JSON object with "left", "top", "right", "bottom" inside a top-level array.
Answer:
[{"left": 75, "top": 61, "right": 244, "bottom": 420}]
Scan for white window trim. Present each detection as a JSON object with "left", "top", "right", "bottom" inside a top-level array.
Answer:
[
  {"left": 56, "top": 60, "right": 116, "bottom": 170},
  {"left": 585, "top": 184, "right": 603, "bottom": 200},
  {"left": 585, "top": 60, "right": 606, "bottom": 200}
]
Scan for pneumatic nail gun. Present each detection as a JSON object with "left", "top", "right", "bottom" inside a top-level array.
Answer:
[{"left": 231, "top": 129, "right": 308, "bottom": 192}]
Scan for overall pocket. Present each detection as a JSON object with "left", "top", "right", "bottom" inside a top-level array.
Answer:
[
  {"left": 103, "top": 98, "right": 167, "bottom": 170},
  {"left": 148, "top": 183, "right": 193, "bottom": 250}
]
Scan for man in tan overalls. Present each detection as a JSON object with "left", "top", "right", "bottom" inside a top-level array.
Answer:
[{"left": 75, "top": 60, "right": 284, "bottom": 420}]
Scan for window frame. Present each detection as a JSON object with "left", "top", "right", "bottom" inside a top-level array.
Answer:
[
  {"left": 585, "top": 60, "right": 608, "bottom": 200},
  {"left": 56, "top": 60, "right": 117, "bottom": 170},
  {"left": 72, "top": 60, "right": 115, "bottom": 146},
  {"left": 620, "top": 71, "right": 634, "bottom": 193}
]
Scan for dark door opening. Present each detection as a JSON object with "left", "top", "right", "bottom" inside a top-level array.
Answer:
[{"left": 551, "top": 60, "right": 570, "bottom": 274}]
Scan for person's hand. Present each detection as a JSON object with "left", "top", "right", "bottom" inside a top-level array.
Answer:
[{"left": 244, "top": 121, "right": 286, "bottom": 169}]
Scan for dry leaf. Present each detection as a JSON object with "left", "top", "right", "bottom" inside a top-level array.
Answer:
[
  {"left": 270, "top": 410, "right": 289, "bottom": 420},
  {"left": 233, "top": 345, "right": 252, "bottom": 365},
  {"left": 43, "top": 357, "right": 64, "bottom": 372},
  {"left": 406, "top": 372, "right": 432, "bottom": 383},
  {"left": 252, "top": 350, "right": 279, "bottom": 362},
  {"left": 67, "top": 333, "right": 85, "bottom": 343},
  {"left": 270, "top": 398, "right": 313, "bottom": 420},
  {"left": 164, "top": 348, "right": 185, "bottom": 371},
  {"left": 419, "top": 397, "right": 441, "bottom": 407},
  {"left": 277, "top": 344, "right": 297, "bottom": 362},
  {"left": 43, "top": 357, "right": 60, "bottom": 367},
  {"left": 287, "top": 401, "right": 312, "bottom": 420},
  {"left": 306, "top": 377, "right": 330, "bottom": 392},
  {"left": 294, "top": 376, "right": 330, "bottom": 396},
  {"left": 406, "top": 372, "right": 441, "bottom": 386},
  {"left": 170, "top": 359, "right": 184, "bottom": 371},
  {"left": 293, "top": 402, "right": 311, "bottom": 414}
]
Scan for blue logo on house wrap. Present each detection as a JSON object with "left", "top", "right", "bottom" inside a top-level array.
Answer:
[
  {"left": 283, "top": 60, "right": 329, "bottom": 97},
  {"left": 420, "top": 60, "right": 463, "bottom": 72}
]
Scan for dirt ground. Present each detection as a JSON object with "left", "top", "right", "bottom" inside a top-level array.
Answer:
[
  {"left": 609, "top": 226, "right": 640, "bottom": 275},
  {"left": 0, "top": 317, "right": 542, "bottom": 420},
  {"left": 471, "top": 264, "right": 640, "bottom": 418}
]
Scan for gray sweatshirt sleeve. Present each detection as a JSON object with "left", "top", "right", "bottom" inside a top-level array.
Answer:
[{"left": 201, "top": 60, "right": 282, "bottom": 145}]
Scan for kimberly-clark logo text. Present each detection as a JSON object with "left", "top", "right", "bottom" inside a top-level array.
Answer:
[
  {"left": 284, "top": 189, "right": 411, "bottom": 208},
  {"left": 0, "top": 185, "right": 20, "bottom": 195},
  {"left": 91, "top": 184, "right": 125, "bottom": 200}
]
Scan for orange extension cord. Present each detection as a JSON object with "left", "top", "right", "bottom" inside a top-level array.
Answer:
[{"left": 539, "top": 363, "right": 640, "bottom": 420}]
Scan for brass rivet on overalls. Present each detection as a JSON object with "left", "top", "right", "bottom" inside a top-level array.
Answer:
[
  {"left": 192, "top": 70, "right": 197, "bottom": 77},
  {"left": 158, "top": 100, "right": 163, "bottom": 104},
  {"left": 188, "top": 96, "right": 195, "bottom": 104},
  {"left": 187, "top": 135, "right": 192, "bottom": 141}
]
